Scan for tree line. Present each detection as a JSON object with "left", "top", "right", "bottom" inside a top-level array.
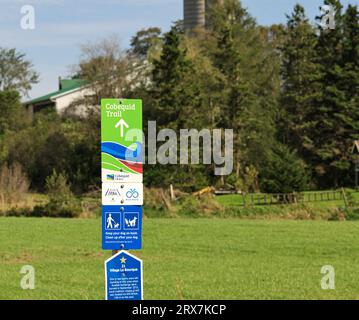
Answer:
[{"left": 0, "top": 0, "right": 357, "bottom": 195}]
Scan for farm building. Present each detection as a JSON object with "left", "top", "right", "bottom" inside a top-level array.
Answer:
[{"left": 23, "top": 78, "right": 92, "bottom": 115}]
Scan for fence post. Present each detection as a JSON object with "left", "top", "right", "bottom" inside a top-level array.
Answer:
[
  {"left": 170, "top": 184, "right": 175, "bottom": 201},
  {"left": 342, "top": 188, "right": 348, "bottom": 208}
]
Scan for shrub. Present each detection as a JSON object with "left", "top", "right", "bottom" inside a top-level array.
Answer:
[
  {"left": 344, "top": 208, "right": 359, "bottom": 221},
  {"left": 144, "top": 187, "right": 173, "bottom": 212},
  {"left": 226, "top": 165, "right": 259, "bottom": 192},
  {"left": 260, "top": 144, "right": 310, "bottom": 194},
  {"left": 0, "top": 162, "right": 29, "bottom": 205},
  {"left": 33, "top": 201, "right": 81, "bottom": 218},
  {"left": 177, "top": 194, "right": 224, "bottom": 217},
  {"left": 37, "top": 170, "right": 82, "bottom": 218},
  {"left": 224, "top": 204, "right": 343, "bottom": 220},
  {"left": 45, "top": 170, "right": 72, "bottom": 199},
  {"left": 1, "top": 207, "right": 33, "bottom": 217}
]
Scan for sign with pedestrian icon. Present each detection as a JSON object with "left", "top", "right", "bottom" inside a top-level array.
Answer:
[
  {"left": 102, "top": 182, "right": 143, "bottom": 206},
  {"left": 101, "top": 98, "right": 144, "bottom": 301},
  {"left": 102, "top": 205, "right": 142, "bottom": 250},
  {"left": 101, "top": 99, "right": 143, "bottom": 183},
  {"left": 105, "top": 251, "right": 143, "bottom": 300}
]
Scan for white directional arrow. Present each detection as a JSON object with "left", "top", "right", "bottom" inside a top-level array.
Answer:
[{"left": 115, "top": 118, "right": 129, "bottom": 137}]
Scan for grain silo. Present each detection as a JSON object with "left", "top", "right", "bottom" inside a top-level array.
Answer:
[
  {"left": 183, "top": 0, "right": 206, "bottom": 31},
  {"left": 184, "top": 0, "right": 224, "bottom": 32}
]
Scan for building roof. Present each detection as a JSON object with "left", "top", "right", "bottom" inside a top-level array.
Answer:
[{"left": 25, "top": 78, "right": 86, "bottom": 106}]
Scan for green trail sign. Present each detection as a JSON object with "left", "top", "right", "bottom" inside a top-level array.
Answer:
[{"left": 101, "top": 99, "right": 143, "bottom": 183}]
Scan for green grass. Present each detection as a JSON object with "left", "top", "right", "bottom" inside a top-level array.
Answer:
[{"left": 1, "top": 217, "right": 359, "bottom": 300}]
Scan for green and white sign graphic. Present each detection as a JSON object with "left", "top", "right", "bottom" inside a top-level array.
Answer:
[{"left": 101, "top": 99, "right": 143, "bottom": 183}]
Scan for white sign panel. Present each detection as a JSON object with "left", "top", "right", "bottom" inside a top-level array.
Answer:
[{"left": 102, "top": 183, "right": 143, "bottom": 206}]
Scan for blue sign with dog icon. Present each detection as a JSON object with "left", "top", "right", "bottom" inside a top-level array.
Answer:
[
  {"left": 124, "top": 212, "right": 140, "bottom": 230},
  {"left": 102, "top": 205, "right": 142, "bottom": 250},
  {"left": 105, "top": 251, "right": 143, "bottom": 300}
]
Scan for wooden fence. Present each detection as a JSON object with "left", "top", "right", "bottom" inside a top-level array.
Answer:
[{"left": 240, "top": 190, "right": 346, "bottom": 207}]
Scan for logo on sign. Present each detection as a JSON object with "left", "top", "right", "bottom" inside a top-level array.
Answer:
[
  {"left": 107, "top": 174, "right": 115, "bottom": 181},
  {"left": 105, "top": 188, "right": 120, "bottom": 197},
  {"left": 126, "top": 188, "right": 139, "bottom": 199}
]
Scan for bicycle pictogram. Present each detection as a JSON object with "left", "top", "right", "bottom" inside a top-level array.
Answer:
[{"left": 126, "top": 188, "right": 139, "bottom": 199}]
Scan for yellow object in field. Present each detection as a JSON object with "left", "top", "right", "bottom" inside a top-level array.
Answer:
[{"left": 193, "top": 187, "right": 215, "bottom": 197}]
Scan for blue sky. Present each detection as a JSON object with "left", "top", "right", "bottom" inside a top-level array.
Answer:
[{"left": 0, "top": 0, "right": 355, "bottom": 100}]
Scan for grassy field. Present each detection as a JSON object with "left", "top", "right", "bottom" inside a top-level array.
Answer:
[{"left": 1, "top": 217, "right": 359, "bottom": 300}]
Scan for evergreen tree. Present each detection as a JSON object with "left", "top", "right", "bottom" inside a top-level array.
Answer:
[
  {"left": 341, "top": 4, "right": 359, "bottom": 137},
  {"left": 130, "top": 27, "right": 162, "bottom": 59},
  {"left": 341, "top": 4, "right": 359, "bottom": 186},
  {"left": 147, "top": 26, "right": 207, "bottom": 189},
  {"left": 260, "top": 143, "right": 310, "bottom": 194},
  {"left": 207, "top": 0, "right": 279, "bottom": 181},
  {"left": 310, "top": 0, "right": 354, "bottom": 187},
  {"left": 342, "top": 5, "right": 359, "bottom": 97},
  {"left": 151, "top": 26, "right": 201, "bottom": 129},
  {"left": 279, "top": 4, "right": 320, "bottom": 156}
]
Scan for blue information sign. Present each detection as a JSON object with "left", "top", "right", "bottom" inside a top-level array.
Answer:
[
  {"left": 105, "top": 251, "right": 143, "bottom": 300},
  {"left": 102, "top": 205, "right": 142, "bottom": 250}
]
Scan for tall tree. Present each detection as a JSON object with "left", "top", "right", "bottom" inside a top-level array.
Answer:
[
  {"left": 151, "top": 26, "right": 200, "bottom": 128},
  {"left": 340, "top": 4, "right": 359, "bottom": 185},
  {"left": 147, "top": 26, "right": 211, "bottom": 189},
  {"left": 0, "top": 48, "right": 39, "bottom": 96},
  {"left": 126, "top": 28, "right": 163, "bottom": 99},
  {"left": 341, "top": 4, "right": 359, "bottom": 133},
  {"left": 279, "top": 5, "right": 320, "bottom": 156},
  {"left": 310, "top": 0, "right": 352, "bottom": 187},
  {"left": 206, "top": 0, "right": 279, "bottom": 181},
  {"left": 72, "top": 35, "right": 130, "bottom": 106},
  {"left": 130, "top": 27, "right": 162, "bottom": 60},
  {"left": 0, "top": 91, "right": 30, "bottom": 135}
]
